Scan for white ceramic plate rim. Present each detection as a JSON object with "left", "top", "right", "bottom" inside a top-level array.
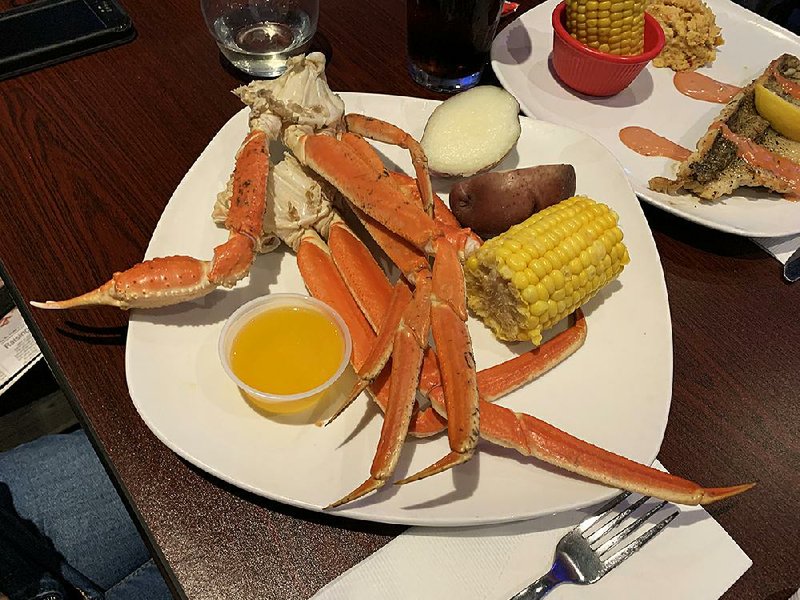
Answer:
[
  {"left": 126, "top": 92, "right": 673, "bottom": 526},
  {"left": 491, "top": 0, "right": 800, "bottom": 238}
]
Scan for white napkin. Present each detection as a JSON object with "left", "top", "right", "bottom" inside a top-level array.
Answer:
[
  {"left": 311, "top": 462, "right": 751, "bottom": 600},
  {"left": 752, "top": 233, "right": 800, "bottom": 265}
]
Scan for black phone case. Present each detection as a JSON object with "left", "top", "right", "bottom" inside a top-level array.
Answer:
[{"left": 0, "top": 0, "right": 136, "bottom": 82}]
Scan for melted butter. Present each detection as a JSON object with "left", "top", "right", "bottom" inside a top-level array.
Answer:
[
  {"left": 619, "top": 126, "right": 692, "bottom": 161},
  {"left": 673, "top": 71, "right": 742, "bottom": 104},
  {"left": 231, "top": 305, "right": 344, "bottom": 397}
]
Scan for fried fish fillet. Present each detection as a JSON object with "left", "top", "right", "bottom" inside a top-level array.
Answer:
[{"left": 650, "top": 53, "right": 800, "bottom": 200}]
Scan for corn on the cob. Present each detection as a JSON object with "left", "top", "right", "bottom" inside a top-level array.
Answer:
[
  {"left": 565, "top": 0, "right": 645, "bottom": 56},
  {"left": 464, "top": 196, "right": 629, "bottom": 344}
]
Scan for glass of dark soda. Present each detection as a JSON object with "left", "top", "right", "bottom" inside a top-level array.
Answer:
[{"left": 407, "top": 0, "right": 504, "bottom": 92}]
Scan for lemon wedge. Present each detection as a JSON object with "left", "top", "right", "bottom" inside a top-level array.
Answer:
[{"left": 754, "top": 83, "right": 800, "bottom": 142}]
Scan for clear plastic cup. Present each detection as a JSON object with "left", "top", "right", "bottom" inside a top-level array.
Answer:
[{"left": 219, "top": 293, "right": 352, "bottom": 414}]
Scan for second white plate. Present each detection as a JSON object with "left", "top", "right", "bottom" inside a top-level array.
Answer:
[{"left": 491, "top": 0, "right": 800, "bottom": 238}]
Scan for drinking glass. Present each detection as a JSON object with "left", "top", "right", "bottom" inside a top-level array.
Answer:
[
  {"left": 407, "top": 0, "right": 504, "bottom": 92},
  {"left": 201, "top": 0, "right": 319, "bottom": 78}
]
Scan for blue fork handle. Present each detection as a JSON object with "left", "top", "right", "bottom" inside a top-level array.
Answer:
[{"left": 509, "top": 571, "right": 562, "bottom": 599}]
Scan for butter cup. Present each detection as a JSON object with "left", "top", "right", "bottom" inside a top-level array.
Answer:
[{"left": 218, "top": 293, "right": 352, "bottom": 414}]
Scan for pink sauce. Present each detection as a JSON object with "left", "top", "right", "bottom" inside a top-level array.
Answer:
[
  {"left": 673, "top": 71, "right": 742, "bottom": 104},
  {"left": 619, "top": 126, "right": 692, "bottom": 161},
  {"left": 768, "top": 62, "right": 800, "bottom": 101},
  {"left": 717, "top": 123, "right": 800, "bottom": 196}
]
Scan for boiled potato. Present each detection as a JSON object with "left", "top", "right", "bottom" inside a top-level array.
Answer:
[
  {"left": 449, "top": 164, "right": 576, "bottom": 238},
  {"left": 421, "top": 86, "right": 521, "bottom": 178}
]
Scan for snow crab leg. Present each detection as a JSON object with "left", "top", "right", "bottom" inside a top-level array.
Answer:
[
  {"left": 313, "top": 187, "right": 751, "bottom": 505},
  {"left": 31, "top": 129, "right": 274, "bottom": 310}
]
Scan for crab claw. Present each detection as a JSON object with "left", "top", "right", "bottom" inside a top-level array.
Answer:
[
  {"left": 30, "top": 255, "right": 218, "bottom": 310},
  {"left": 32, "top": 128, "right": 270, "bottom": 311}
]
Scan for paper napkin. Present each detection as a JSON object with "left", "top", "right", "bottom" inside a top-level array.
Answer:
[
  {"left": 311, "top": 462, "right": 751, "bottom": 600},
  {"left": 752, "top": 233, "right": 800, "bottom": 265}
]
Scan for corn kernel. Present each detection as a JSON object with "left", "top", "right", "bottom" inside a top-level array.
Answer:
[
  {"left": 512, "top": 271, "right": 529, "bottom": 290},
  {"left": 536, "top": 282, "right": 549, "bottom": 302},
  {"left": 547, "top": 301, "right": 558, "bottom": 319},
  {"left": 551, "top": 269, "right": 565, "bottom": 290},
  {"left": 580, "top": 250, "right": 592, "bottom": 268},
  {"left": 531, "top": 259, "right": 548, "bottom": 279},
  {"left": 542, "top": 274, "right": 556, "bottom": 295},
  {"left": 522, "top": 286, "right": 538, "bottom": 304},
  {"left": 531, "top": 301, "right": 549, "bottom": 316},
  {"left": 507, "top": 254, "right": 527, "bottom": 272}
]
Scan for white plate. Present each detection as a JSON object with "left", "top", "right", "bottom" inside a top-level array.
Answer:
[
  {"left": 491, "top": 0, "right": 800, "bottom": 238},
  {"left": 126, "top": 92, "right": 672, "bottom": 526}
]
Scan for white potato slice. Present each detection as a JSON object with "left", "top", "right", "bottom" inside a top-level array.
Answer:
[{"left": 421, "top": 86, "right": 521, "bottom": 178}]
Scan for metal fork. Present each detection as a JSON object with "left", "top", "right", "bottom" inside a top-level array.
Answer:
[{"left": 509, "top": 492, "right": 680, "bottom": 599}]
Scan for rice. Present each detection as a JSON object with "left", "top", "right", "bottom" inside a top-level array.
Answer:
[{"left": 646, "top": 0, "right": 724, "bottom": 71}]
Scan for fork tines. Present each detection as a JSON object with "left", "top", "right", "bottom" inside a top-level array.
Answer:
[{"left": 579, "top": 492, "right": 680, "bottom": 571}]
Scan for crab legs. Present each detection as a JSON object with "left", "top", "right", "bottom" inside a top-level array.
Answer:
[
  {"left": 283, "top": 120, "right": 489, "bottom": 503},
  {"left": 31, "top": 130, "right": 273, "bottom": 310},
  {"left": 31, "top": 52, "right": 753, "bottom": 507},
  {"left": 297, "top": 207, "right": 589, "bottom": 507},
  {"left": 284, "top": 114, "right": 752, "bottom": 506}
]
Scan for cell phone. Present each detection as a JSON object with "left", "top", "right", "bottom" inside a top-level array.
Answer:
[{"left": 0, "top": 0, "right": 135, "bottom": 81}]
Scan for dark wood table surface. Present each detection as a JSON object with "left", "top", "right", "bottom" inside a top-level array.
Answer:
[{"left": 0, "top": 0, "right": 798, "bottom": 598}]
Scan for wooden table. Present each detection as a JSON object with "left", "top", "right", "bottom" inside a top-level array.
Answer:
[{"left": 0, "top": 1, "right": 797, "bottom": 598}]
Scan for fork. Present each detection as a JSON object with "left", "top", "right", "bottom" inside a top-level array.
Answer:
[{"left": 509, "top": 492, "right": 680, "bottom": 599}]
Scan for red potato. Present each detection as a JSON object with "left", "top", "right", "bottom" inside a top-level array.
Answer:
[{"left": 449, "top": 164, "right": 577, "bottom": 238}]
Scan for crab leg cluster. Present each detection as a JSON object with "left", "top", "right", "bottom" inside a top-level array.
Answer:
[
  {"left": 31, "top": 52, "right": 753, "bottom": 508},
  {"left": 283, "top": 124, "right": 486, "bottom": 504},
  {"left": 286, "top": 112, "right": 752, "bottom": 506}
]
